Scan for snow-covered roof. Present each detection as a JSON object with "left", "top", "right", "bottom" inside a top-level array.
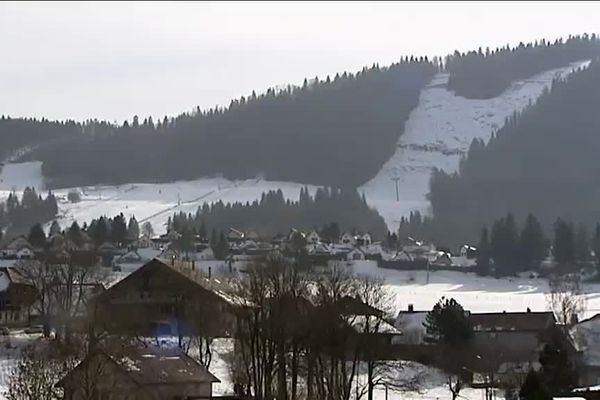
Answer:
[
  {"left": 347, "top": 315, "right": 402, "bottom": 335},
  {"left": 570, "top": 314, "right": 600, "bottom": 367},
  {"left": 58, "top": 347, "right": 220, "bottom": 388},
  {"left": 394, "top": 311, "right": 428, "bottom": 344}
]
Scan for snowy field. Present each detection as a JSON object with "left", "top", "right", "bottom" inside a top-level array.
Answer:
[
  {"left": 360, "top": 60, "right": 591, "bottom": 231},
  {"left": 0, "top": 161, "right": 319, "bottom": 234},
  {"left": 351, "top": 260, "right": 600, "bottom": 320}
]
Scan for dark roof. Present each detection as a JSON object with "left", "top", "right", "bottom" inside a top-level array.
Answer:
[
  {"left": 97, "top": 258, "right": 249, "bottom": 307},
  {"left": 57, "top": 347, "right": 220, "bottom": 388},
  {"left": 112, "top": 347, "right": 220, "bottom": 385},
  {"left": 334, "top": 296, "right": 383, "bottom": 317},
  {"left": 1, "top": 267, "right": 31, "bottom": 286},
  {"left": 470, "top": 311, "right": 555, "bottom": 332}
]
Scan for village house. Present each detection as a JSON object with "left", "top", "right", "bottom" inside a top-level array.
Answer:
[
  {"left": 1, "top": 236, "right": 35, "bottom": 259},
  {"left": 0, "top": 267, "right": 36, "bottom": 326},
  {"left": 306, "top": 230, "right": 320, "bottom": 244},
  {"left": 226, "top": 228, "right": 245, "bottom": 243},
  {"left": 570, "top": 313, "right": 600, "bottom": 386},
  {"left": 340, "top": 232, "right": 356, "bottom": 246},
  {"left": 432, "top": 251, "right": 453, "bottom": 267},
  {"left": 469, "top": 310, "right": 560, "bottom": 386},
  {"left": 91, "top": 258, "right": 245, "bottom": 339},
  {"left": 393, "top": 304, "right": 429, "bottom": 345},
  {"left": 56, "top": 346, "right": 220, "bottom": 400}
]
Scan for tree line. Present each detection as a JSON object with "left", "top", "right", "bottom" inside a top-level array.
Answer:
[
  {"left": 0, "top": 187, "right": 58, "bottom": 241},
  {"left": 429, "top": 58, "right": 600, "bottom": 247},
  {"left": 476, "top": 213, "right": 600, "bottom": 276},
  {"left": 168, "top": 187, "right": 388, "bottom": 241},
  {"left": 445, "top": 33, "right": 600, "bottom": 98}
]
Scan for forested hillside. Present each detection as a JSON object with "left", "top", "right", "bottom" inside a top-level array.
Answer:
[
  {"left": 445, "top": 34, "right": 600, "bottom": 99},
  {"left": 33, "top": 59, "right": 436, "bottom": 188},
  {"left": 429, "top": 59, "right": 600, "bottom": 245},
  {"left": 168, "top": 187, "right": 388, "bottom": 239},
  {"left": 0, "top": 116, "right": 84, "bottom": 162}
]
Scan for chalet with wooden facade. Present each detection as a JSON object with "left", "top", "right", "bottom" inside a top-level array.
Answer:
[{"left": 91, "top": 259, "right": 246, "bottom": 338}]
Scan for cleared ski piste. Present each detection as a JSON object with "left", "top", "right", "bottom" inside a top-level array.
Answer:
[{"left": 360, "top": 60, "right": 591, "bottom": 231}]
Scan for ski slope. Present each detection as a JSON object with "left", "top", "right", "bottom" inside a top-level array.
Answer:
[
  {"left": 0, "top": 61, "right": 590, "bottom": 233},
  {"left": 360, "top": 60, "right": 591, "bottom": 231},
  {"left": 0, "top": 162, "right": 318, "bottom": 233}
]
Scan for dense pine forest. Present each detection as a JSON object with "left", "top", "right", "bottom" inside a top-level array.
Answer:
[
  {"left": 0, "top": 116, "right": 84, "bottom": 162},
  {"left": 32, "top": 59, "right": 436, "bottom": 188},
  {"left": 429, "top": 58, "right": 600, "bottom": 245},
  {"left": 167, "top": 187, "right": 388, "bottom": 239},
  {"left": 0, "top": 187, "right": 59, "bottom": 240},
  {"left": 445, "top": 34, "right": 600, "bottom": 98}
]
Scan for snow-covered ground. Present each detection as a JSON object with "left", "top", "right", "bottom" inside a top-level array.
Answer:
[
  {"left": 351, "top": 260, "right": 600, "bottom": 320},
  {"left": 0, "top": 162, "right": 319, "bottom": 234},
  {"left": 360, "top": 60, "right": 591, "bottom": 231}
]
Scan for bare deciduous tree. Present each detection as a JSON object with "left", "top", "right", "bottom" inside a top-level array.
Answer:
[
  {"left": 546, "top": 273, "right": 586, "bottom": 325},
  {"left": 5, "top": 339, "right": 79, "bottom": 400},
  {"left": 447, "top": 374, "right": 463, "bottom": 400}
]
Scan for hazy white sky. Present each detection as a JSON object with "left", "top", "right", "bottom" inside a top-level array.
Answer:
[{"left": 1, "top": 1, "right": 599, "bottom": 122}]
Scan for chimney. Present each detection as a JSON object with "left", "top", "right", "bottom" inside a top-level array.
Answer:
[
  {"left": 408, "top": 304, "right": 414, "bottom": 313},
  {"left": 208, "top": 266, "right": 212, "bottom": 279}
]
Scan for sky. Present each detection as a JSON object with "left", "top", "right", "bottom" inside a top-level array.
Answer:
[{"left": 1, "top": 1, "right": 599, "bottom": 122}]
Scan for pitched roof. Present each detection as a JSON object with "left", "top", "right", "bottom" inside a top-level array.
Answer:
[
  {"left": 570, "top": 313, "right": 600, "bottom": 367},
  {"left": 470, "top": 311, "right": 555, "bottom": 332},
  {"left": 0, "top": 267, "right": 31, "bottom": 286},
  {"left": 112, "top": 347, "right": 220, "bottom": 385},
  {"left": 99, "top": 258, "right": 249, "bottom": 307},
  {"left": 57, "top": 347, "right": 220, "bottom": 388}
]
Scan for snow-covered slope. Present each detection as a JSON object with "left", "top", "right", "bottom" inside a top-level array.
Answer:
[
  {"left": 360, "top": 60, "right": 591, "bottom": 231},
  {"left": 0, "top": 61, "right": 589, "bottom": 233},
  {"left": 0, "top": 162, "right": 318, "bottom": 233}
]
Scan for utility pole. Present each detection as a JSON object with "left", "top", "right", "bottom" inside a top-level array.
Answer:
[{"left": 391, "top": 177, "right": 401, "bottom": 202}]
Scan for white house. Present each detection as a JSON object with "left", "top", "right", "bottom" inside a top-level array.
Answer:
[
  {"left": 306, "top": 230, "right": 320, "bottom": 244},
  {"left": 360, "top": 233, "right": 372, "bottom": 246},
  {"left": 2, "top": 237, "right": 34, "bottom": 258},
  {"left": 340, "top": 233, "right": 355, "bottom": 246},
  {"left": 460, "top": 244, "right": 477, "bottom": 258},
  {"left": 393, "top": 305, "right": 429, "bottom": 345}
]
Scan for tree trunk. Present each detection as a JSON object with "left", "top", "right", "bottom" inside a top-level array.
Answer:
[
  {"left": 368, "top": 360, "right": 374, "bottom": 400},
  {"left": 291, "top": 344, "right": 298, "bottom": 400}
]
